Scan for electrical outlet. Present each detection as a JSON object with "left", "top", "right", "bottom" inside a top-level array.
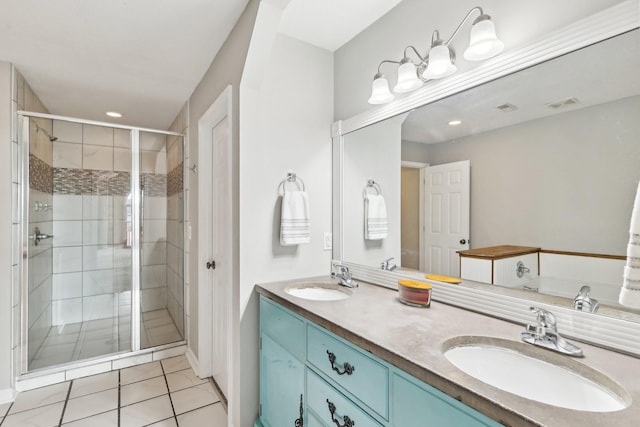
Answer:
[{"left": 323, "top": 232, "right": 332, "bottom": 250}]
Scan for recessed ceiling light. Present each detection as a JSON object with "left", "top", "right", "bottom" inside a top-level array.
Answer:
[
  {"left": 106, "top": 111, "right": 122, "bottom": 118},
  {"left": 448, "top": 120, "right": 462, "bottom": 126}
]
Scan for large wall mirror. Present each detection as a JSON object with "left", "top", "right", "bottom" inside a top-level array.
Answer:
[{"left": 337, "top": 27, "right": 640, "bottom": 326}]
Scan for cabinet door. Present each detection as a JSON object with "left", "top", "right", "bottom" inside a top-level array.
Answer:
[
  {"left": 391, "top": 373, "right": 503, "bottom": 427},
  {"left": 260, "top": 333, "right": 305, "bottom": 427}
]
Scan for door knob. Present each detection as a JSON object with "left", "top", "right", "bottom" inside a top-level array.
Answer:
[
  {"left": 206, "top": 261, "right": 216, "bottom": 270},
  {"left": 459, "top": 239, "right": 467, "bottom": 245}
]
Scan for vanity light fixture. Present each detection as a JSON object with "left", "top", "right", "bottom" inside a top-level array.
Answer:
[
  {"left": 106, "top": 111, "right": 122, "bottom": 118},
  {"left": 368, "top": 6, "right": 504, "bottom": 105}
]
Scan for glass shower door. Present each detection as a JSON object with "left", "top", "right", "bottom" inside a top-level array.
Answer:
[
  {"left": 26, "top": 117, "right": 133, "bottom": 370},
  {"left": 139, "top": 131, "right": 184, "bottom": 349}
]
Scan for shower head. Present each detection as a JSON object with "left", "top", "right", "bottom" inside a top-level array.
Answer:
[{"left": 33, "top": 121, "right": 58, "bottom": 142}]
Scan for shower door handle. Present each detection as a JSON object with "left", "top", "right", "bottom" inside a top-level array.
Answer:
[{"left": 29, "top": 227, "right": 53, "bottom": 246}]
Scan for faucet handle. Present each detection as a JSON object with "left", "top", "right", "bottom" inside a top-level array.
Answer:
[{"left": 529, "top": 306, "right": 556, "bottom": 330}]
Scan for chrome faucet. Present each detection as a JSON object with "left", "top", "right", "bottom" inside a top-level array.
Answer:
[
  {"left": 573, "top": 285, "right": 599, "bottom": 313},
  {"left": 521, "top": 307, "right": 583, "bottom": 357},
  {"left": 516, "top": 261, "right": 530, "bottom": 278},
  {"left": 380, "top": 257, "right": 397, "bottom": 271},
  {"left": 331, "top": 264, "right": 358, "bottom": 288}
]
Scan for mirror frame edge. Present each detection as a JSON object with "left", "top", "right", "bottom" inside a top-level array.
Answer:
[{"left": 331, "top": 0, "right": 640, "bottom": 356}]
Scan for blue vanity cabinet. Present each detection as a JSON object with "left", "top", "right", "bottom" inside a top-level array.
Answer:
[
  {"left": 258, "top": 297, "right": 306, "bottom": 427},
  {"left": 391, "top": 370, "right": 503, "bottom": 427},
  {"left": 257, "top": 295, "right": 503, "bottom": 427}
]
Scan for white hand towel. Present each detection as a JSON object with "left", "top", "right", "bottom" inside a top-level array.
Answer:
[
  {"left": 365, "top": 194, "right": 388, "bottom": 240},
  {"left": 627, "top": 243, "right": 640, "bottom": 260},
  {"left": 619, "top": 180, "right": 640, "bottom": 308},
  {"left": 631, "top": 179, "right": 640, "bottom": 236},
  {"left": 280, "top": 190, "right": 310, "bottom": 246}
]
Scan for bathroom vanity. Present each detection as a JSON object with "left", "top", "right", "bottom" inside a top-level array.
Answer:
[{"left": 254, "top": 278, "right": 640, "bottom": 427}]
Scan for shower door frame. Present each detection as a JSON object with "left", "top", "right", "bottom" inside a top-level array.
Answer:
[{"left": 17, "top": 111, "right": 186, "bottom": 375}]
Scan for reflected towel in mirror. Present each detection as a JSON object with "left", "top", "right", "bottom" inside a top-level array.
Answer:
[
  {"left": 619, "top": 180, "right": 640, "bottom": 308},
  {"left": 280, "top": 190, "right": 310, "bottom": 245},
  {"left": 365, "top": 194, "right": 388, "bottom": 240}
]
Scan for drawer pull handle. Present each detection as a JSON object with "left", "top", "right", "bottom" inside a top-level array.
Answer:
[
  {"left": 326, "top": 399, "right": 355, "bottom": 427},
  {"left": 326, "top": 350, "right": 355, "bottom": 376},
  {"left": 295, "top": 394, "right": 303, "bottom": 427}
]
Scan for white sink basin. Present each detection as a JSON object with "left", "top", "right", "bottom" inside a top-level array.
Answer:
[
  {"left": 443, "top": 337, "right": 630, "bottom": 412},
  {"left": 285, "top": 282, "right": 352, "bottom": 301}
]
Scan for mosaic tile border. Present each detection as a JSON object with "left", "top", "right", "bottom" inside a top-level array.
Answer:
[
  {"left": 48, "top": 167, "right": 175, "bottom": 198},
  {"left": 167, "top": 162, "right": 183, "bottom": 197},
  {"left": 29, "top": 154, "right": 53, "bottom": 194},
  {"left": 141, "top": 173, "right": 167, "bottom": 198},
  {"left": 54, "top": 169, "right": 131, "bottom": 196}
]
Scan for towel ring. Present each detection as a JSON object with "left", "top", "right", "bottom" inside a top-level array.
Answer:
[
  {"left": 363, "top": 179, "right": 382, "bottom": 198},
  {"left": 279, "top": 172, "right": 306, "bottom": 195}
]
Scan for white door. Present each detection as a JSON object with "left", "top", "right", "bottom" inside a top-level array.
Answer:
[
  {"left": 209, "top": 115, "right": 231, "bottom": 397},
  {"left": 423, "top": 160, "right": 470, "bottom": 276},
  {"left": 198, "top": 86, "right": 232, "bottom": 400}
]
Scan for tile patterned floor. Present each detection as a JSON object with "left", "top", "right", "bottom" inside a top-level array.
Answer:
[
  {"left": 30, "top": 309, "right": 183, "bottom": 371},
  {"left": 0, "top": 355, "right": 225, "bottom": 427}
]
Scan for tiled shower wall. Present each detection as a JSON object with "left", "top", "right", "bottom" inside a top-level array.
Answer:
[{"left": 166, "top": 134, "right": 184, "bottom": 335}]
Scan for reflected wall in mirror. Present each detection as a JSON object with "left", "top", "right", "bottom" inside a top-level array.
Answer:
[{"left": 341, "top": 29, "right": 640, "bottom": 315}]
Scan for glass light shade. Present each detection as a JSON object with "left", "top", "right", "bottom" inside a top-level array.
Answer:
[
  {"left": 422, "top": 44, "right": 457, "bottom": 79},
  {"left": 368, "top": 75, "right": 395, "bottom": 104},
  {"left": 394, "top": 61, "right": 424, "bottom": 93},
  {"left": 463, "top": 19, "right": 504, "bottom": 61}
]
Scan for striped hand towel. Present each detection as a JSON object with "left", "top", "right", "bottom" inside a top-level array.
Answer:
[
  {"left": 365, "top": 194, "right": 388, "bottom": 240},
  {"left": 280, "top": 190, "right": 310, "bottom": 245},
  {"left": 619, "top": 180, "right": 640, "bottom": 308}
]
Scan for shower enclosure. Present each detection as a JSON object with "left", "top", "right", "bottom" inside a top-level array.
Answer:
[{"left": 21, "top": 113, "right": 185, "bottom": 372}]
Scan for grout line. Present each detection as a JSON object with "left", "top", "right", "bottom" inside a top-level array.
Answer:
[
  {"left": 117, "top": 369, "right": 121, "bottom": 427},
  {"left": 159, "top": 359, "right": 179, "bottom": 426},
  {"left": 208, "top": 377, "right": 227, "bottom": 412},
  {"left": 58, "top": 380, "right": 73, "bottom": 427}
]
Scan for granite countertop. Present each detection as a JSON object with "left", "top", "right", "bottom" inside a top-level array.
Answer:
[{"left": 256, "top": 277, "right": 640, "bottom": 427}]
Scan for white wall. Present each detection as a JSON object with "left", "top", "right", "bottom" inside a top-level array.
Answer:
[
  {"left": 342, "top": 115, "right": 404, "bottom": 268},
  {"left": 239, "top": 28, "right": 333, "bottom": 427},
  {"left": 418, "top": 96, "right": 640, "bottom": 255},
  {"left": 185, "top": 0, "right": 259, "bottom": 360},
  {"left": 334, "top": 0, "right": 624, "bottom": 120}
]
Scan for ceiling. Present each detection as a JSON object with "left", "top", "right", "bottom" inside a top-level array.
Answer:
[
  {"left": 278, "top": 0, "right": 403, "bottom": 51},
  {"left": 402, "top": 29, "right": 640, "bottom": 144},
  {"left": 0, "top": 0, "right": 401, "bottom": 129}
]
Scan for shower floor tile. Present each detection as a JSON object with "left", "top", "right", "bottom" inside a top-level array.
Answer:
[
  {"left": 29, "top": 309, "right": 182, "bottom": 371},
  {"left": 5, "top": 356, "right": 225, "bottom": 427}
]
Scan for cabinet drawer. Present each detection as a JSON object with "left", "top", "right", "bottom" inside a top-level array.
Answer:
[
  {"left": 260, "top": 297, "right": 305, "bottom": 360},
  {"left": 391, "top": 372, "right": 502, "bottom": 427},
  {"left": 307, "top": 324, "right": 388, "bottom": 419},
  {"left": 307, "top": 369, "right": 383, "bottom": 427}
]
